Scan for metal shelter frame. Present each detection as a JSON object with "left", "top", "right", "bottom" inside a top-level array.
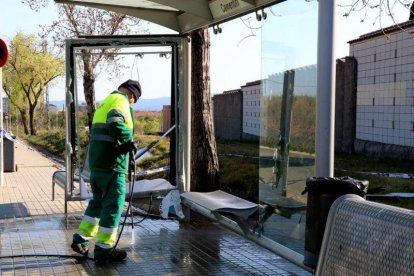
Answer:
[{"left": 63, "top": 35, "right": 189, "bottom": 198}]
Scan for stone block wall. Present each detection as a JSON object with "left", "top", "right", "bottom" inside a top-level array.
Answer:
[{"left": 213, "top": 90, "right": 243, "bottom": 140}]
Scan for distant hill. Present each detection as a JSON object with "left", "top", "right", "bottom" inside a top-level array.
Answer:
[
  {"left": 50, "top": 97, "right": 171, "bottom": 111},
  {"left": 133, "top": 97, "right": 170, "bottom": 111}
]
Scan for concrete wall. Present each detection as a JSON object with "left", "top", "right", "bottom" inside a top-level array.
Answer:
[
  {"left": 354, "top": 139, "right": 414, "bottom": 160},
  {"left": 241, "top": 81, "right": 261, "bottom": 137},
  {"left": 335, "top": 56, "right": 414, "bottom": 160},
  {"left": 335, "top": 57, "right": 358, "bottom": 153},
  {"left": 162, "top": 105, "right": 171, "bottom": 132},
  {"left": 213, "top": 90, "right": 243, "bottom": 140},
  {"left": 350, "top": 27, "right": 414, "bottom": 148},
  {"left": 212, "top": 61, "right": 414, "bottom": 159}
]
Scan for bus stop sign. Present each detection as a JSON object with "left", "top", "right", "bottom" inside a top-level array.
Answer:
[{"left": 0, "top": 39, "right": 9, "bottom": 67}]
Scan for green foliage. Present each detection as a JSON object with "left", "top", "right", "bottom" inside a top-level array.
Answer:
[
  {"left": 48, "top": 112, "right": 65, "bottom": 129},
  {"left": 2, "top": 32, "right": 64, "bottom": 135},
  {"left": 26, "top": 129, "right": 89, "bottom": 159},
  {"left": 26, "top": 130, "right": 66, "bottom": 158},
  {"left": 134, "top": 116, "right": 161, "bottom": 134},
  {"left": 78, "top": 113, "right": 89, "bottom": 129},
  {"left": 217, "top": 141, "right": 259, "bottom": 202},
  {"left": 219, "top": 156, "right": 259, "bottom": 202},
  {"left": 134, "top": 134, "right": 170, "bottom": 180},
  {"left": 261, "top": 95, "right": 316, "bottom": 153},
  {"left": 291, "top": 95, "right": 316, "bottom": 153}
]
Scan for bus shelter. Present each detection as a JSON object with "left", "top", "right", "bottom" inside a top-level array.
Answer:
[{"left": 54, "top": 0, "right": 337, "bottom": 268}]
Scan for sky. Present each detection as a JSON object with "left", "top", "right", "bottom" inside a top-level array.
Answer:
[{"left": 0, "top": 1, "right": 411, "bottom": 102}]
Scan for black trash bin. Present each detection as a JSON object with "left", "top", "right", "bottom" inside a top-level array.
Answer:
[
  {"left": 302, "top": 176, "right": 368, "bottom": 268},
  {"left": 3, "top": 132, "right": 16, "bottom": 172}
]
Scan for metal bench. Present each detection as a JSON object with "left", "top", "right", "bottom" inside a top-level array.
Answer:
[
  {"left": 52, "top": 142, "right": 183, "bottom": 218},
  {"left": 52, "top": 169, "right": 89, "bottom": 216},
  {"left": 316, "top": 194, "right": 414, "bottom": 276},
  {"left": 52, "top": 169, "right": 183, "bottom": 219},
  {"left": 181, "top": 190, "right": 258, "bottom": 233}
]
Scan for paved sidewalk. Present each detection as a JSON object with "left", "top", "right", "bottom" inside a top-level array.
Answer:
[
  {"left": 0, "top": 140, "right": 312, "bottom": 275},
  {"left": 1, "top": 141, "right": 85, "bottom": 218}
]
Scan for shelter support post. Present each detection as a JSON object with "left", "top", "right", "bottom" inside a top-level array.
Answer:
[
  {"left": 182, "top": 37, "right": 191, "bottom": 192},
  {"left": 316, "top": 0, "right": 336, "bottom": 177}
]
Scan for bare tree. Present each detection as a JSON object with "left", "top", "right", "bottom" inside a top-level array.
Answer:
[
  {"left": 24, "top": 1, "right": 220, "bottom": 191},
  {"left": 190, "top": 28, "right": 220, "bottom": 192},
  {"left": 23, "top": 0, "right": 147, "bottom": 126},
  {"left": 339, "top": 0, "right": 414, "bottom": 27}
]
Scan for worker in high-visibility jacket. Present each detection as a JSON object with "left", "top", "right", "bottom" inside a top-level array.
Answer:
[{"left": 71, "top": 79, "right": 141, "bottom": 264}]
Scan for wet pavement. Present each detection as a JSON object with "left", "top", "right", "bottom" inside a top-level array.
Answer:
[{"left": 0, "top": 141, "right": 312, "bottom": 275}]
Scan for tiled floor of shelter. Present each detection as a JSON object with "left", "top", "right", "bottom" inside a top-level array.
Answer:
[
  {"left": 0, "top": 214, "right": 311, "bottom": 275},
  {"left": 0, "top": 141, "right": 312, "bottom": 275}
]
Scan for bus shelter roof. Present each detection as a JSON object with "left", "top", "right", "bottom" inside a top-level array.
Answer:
[{"left": 54, "top": 0, "right": 285, "bottom": 34}]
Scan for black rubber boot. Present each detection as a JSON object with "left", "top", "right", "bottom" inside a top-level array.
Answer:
[
  {"left": 71, "top": 233, "right": 89, "bottom": 256},
  {"left": 94, "top": 246, "right": 127, "bottom": 264}
]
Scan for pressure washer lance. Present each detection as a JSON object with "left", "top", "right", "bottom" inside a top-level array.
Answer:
[
  {"left": 134, "top": 124, "right": 177, "bottom": 161},
  {"left": 111, "top": 124, "right": 177, "bottom": 255}
]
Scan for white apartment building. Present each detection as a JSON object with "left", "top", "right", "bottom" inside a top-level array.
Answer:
[
  {"left": 349, "top": 20, "right": 414, "bottom": 147},
  {"left": 241, "top": 80, "right": 261, "bottom": 138}
]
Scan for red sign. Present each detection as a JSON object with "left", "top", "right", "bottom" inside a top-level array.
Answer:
[{"left": 0, "top": 39, "right": 9, "bottom": 67}]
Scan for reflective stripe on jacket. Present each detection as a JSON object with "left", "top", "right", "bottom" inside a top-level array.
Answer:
[{"left": 89, "top": 91, "right": 134, "bottom": 173}]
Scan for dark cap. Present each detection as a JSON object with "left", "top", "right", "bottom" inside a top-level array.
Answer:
[{"left": 118, "top": 79, "right": 141, "bottom": 103}]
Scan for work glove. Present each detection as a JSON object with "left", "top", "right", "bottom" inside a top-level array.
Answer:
[{"left": 115, "top": 141, "right": 137, "bottom": 155}]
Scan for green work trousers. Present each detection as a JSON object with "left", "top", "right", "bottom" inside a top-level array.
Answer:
[{"left": 78, "top": 170, "right": 126, "bottom": 248}]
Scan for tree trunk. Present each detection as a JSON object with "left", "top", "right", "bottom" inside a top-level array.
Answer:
[
  {"left": 82, "top": 52, "right": 96, "bottom": 128},
  {"left": 190, "top": 28, "right": 220, "bottom": 192},
  {"left": 20, "top": 110, "right": 29, "bottom": 135},
  {"left": 28, "top": 92, "right": 42, "bottom": 136},
  {"left": 28, "top": 105, "right": 36, "bottom": 135}
]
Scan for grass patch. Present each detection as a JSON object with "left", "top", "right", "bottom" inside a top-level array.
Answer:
[
  {"left": 25, "top": 131, "right": 413, "bottom": 210},
  {"left": 219, "top": 156, "right": 258, "bottom": 202},
  {"left": 134, "top": 134, "right": 170, "bottom": 180},
  {"left": 26, "top": 130, "right": 66, "bottom": 159},
  {"left": 217, "top": 140, "right": 259, "bottom": 156},
  {"left": 217, "top": 141, "right": 259, "bottom": 202},
  {"left": 334, "top": 153, "right": 414, "bottom": 174},
  {"left": 335, "top": 153, "right": 414, "bottom": 210},
  {"left": 26, "top": 131, "right": 171, "bottom": 179}
]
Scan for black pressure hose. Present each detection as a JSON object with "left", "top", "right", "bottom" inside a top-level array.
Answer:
[
  {"left": 0, "top": 152, "right": 139, "bottom": 261},
  {"left": 112, "top": 125, "right": 177, "bottom": 248},
  {"left": 111, "top": 151, "right": 137, "bottom": 253},
  {"left": 123, "top": 194, "right": 153, "bottom": 225},
  {"left": 0, "top": 254, "right": 94, "bottom": 260},
  {"left": 0, "top": 125, "right": 176, "bottom": 261},
  {"left": 0, "top": 151, "right": 138, "bottom": 261}
]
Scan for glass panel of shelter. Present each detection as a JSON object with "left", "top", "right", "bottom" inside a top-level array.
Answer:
[
  {"left": 259, "top": 1, "right": 318, "bottom": 255},
  {"left": 64, "top": 9, "right": 320, "bottom": 257},
  {"left": 69, "top": 40, "right": 177, "bottom": 197}
]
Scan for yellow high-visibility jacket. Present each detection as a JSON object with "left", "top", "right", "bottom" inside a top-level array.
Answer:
[{"left": 89, "top": 91, "right": 134, "bottom": 173}]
